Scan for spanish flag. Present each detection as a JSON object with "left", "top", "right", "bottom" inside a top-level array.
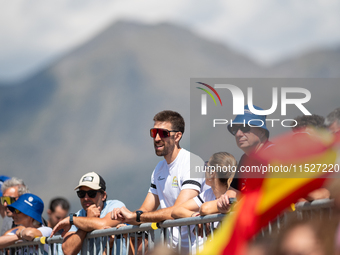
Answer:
[{"left": 198, "top": 130, "right": 339, "bottom": 255}]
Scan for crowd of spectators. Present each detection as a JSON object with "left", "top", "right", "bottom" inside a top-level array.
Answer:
[{"left": 0, "top": 107, "right": 339, "bottom": 255}]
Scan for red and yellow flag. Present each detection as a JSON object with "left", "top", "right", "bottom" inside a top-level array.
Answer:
[{"left": 198, "top": 130, "right": 339, "bottom": 255}]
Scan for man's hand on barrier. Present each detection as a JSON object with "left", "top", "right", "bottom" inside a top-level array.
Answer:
[
  {"left": 15, "top": 226, "right": 25, "bottom": 239},
  {"left": 86, "top": 204, "right": 101, "bottom": 218},
  {"left": 116, "top": 223, "right": 127, "bottom": 229},
  {"left": 111, "top": 208, "right": 123, "bottom": 221},
  {"left": 50, "top": 217, "right": 71, "bottom": 237},
  {"left": 217, "top": 193, "right": 231, "bottom": 214},
  {"left": 21, "top": 228, "right": 41, "bottom": 241},
  {"left": 111, "top": 207, "right": 137, "bottom": 224}
]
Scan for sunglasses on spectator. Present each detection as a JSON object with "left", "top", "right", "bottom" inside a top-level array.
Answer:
[
  {"left": 8, "top": 206, "right": 22, "bottom": 214},
  {"left": 230, "top": 125, "right": 251, "bottom": 135},
  {"left": 0, "top": 196, "right": 16, "bottom": 206},
  {"left": 13, "top": 209, "right": 22, "bottom": 214},
  {"left": 77, "top": 190, "right": 102, "bottom": 199},
  {"left": 150, "top": 128, "right": 180, "bottom": 138}
]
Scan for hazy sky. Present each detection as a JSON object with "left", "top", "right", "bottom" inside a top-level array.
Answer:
[{"left": 1, "top": 0, "right": 339, "bottom": 81}]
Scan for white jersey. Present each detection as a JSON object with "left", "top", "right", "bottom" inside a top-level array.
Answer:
[
  {"left": 193, "top": 188, "right": 216, "bottom": 207},
  {"left": 148, "top": 148, "right": 207, "bottom": 207},
  {"left": 148, "top": 148, "right": 208, "bottom": 253}
]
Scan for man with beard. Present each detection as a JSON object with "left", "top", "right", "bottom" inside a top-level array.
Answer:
[
  {"left": 111, "top": 110, "right": 207, "bottom": 252},
  {"left": 51, "top": 172, "right": 125, "bottom": 255}
]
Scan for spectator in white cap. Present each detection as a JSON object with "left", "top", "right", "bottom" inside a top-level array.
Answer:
[
  {"left": 51, "top": 172, "right": 125, "bottom": 255},
  {"left": 0, "top": 193, "right": 51, "bottom": 249}
]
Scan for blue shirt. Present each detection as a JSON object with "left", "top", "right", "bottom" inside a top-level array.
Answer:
[{"left": 68, "top": 200, "right": 126, "bottom": 255}]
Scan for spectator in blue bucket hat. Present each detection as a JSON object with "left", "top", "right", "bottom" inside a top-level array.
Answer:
[
  {"left": 8, "top": 193, "right": 44, "bottom": 224},
  {"left": 217, "top": 105, "right": 274, "bottom": 213},
  {"left": 227, "top": 105, "right": 269, "bottom": 140},
  {"left": 0, "top": 193, "right": 51, "bottom": 248},
  {"left": 227, "top": 105, "right": 271, "bottom": 155}
]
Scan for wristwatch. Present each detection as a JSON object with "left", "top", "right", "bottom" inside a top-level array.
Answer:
[
  {"left": 69, "top": 213, "right": 77, "bottom": 225},
  {"left": 135, "top": 210, "right": 143, "bottom": 223}
]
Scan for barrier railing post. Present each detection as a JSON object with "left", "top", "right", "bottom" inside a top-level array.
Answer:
[
  {"left": 81, "top": 236, "right": 87, "bottom": 255},
  {"left": 148, "top": 229, "right": 155, "bottom": 250}
]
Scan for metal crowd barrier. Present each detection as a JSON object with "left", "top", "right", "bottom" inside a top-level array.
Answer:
[
  {"left": 0, "top": 235, "right": 63, "bottom": 255},
  {"left": 2, "top": 199, "right": 334, "bottom": 255},
  {"left": 259, "top": 198, "right": 334, "bottom": 237},
  {"left": 80, "top": 213, "right": 226, "bottom": 255}
]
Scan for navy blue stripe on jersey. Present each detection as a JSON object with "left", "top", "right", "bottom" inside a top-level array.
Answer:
[
  {"left": 197, "top": 195, "right": 204, "bottom": 204},
  {"left": 182, "top": 180, "right": 201, "bottom": 189},
  {"left": 150, "top": 183, "right": 157, "bottom": 189}
]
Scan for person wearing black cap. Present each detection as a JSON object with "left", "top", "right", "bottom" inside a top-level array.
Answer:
[
  {"left": 51, "top": 172, "right": 125, "bottom": 255},
  {"left": 0, "top": 193, "right": 51, "bottom": 249},
  {"left": 217, "top": 105, "right": 274, "bottom": 212}
]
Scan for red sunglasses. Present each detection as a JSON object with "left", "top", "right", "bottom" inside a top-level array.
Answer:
[{"left": 150, "top": 128, "right": 180, "bottom": 138}]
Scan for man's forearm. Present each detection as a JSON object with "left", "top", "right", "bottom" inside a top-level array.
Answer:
[
  {"left": 22, "top": 228, "right": 43, "bottom": 241},
  {"left": 73, "top": 217, "right": 107, "bottom": 232},
  {"left": 0, "top": 235, "right": 18, "bottom": 249},
  {"left": 140, "top": 207, "right": 174, "bottom": 223},
  {"left": 62, "top": 230, "right": 87, "bottom": 255},
  {"left": 200, "top": 200, "right": 219, "bottom": 215}
]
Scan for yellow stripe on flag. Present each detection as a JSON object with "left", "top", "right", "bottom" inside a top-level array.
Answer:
[
  {"left": 256, "top": 148, "right": 337, "bottom": 215},
  {"left": 197, "top": 199, "right": 244, "bottom": 255}
]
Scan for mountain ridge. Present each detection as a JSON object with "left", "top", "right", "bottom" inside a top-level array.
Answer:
[{"left": 0, "top": 20, "right": 338, "bottom": 210}]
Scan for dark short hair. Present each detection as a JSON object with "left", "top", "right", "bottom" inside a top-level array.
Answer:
[
  {"left": 292, "top": 114, "right": 326, "bottom": 131},
  {"left": 49, "top": 197, "right": 70, "bottom": 212},
  {"left": 153, "top": 110, "right": 185, "bottom": 134}
]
